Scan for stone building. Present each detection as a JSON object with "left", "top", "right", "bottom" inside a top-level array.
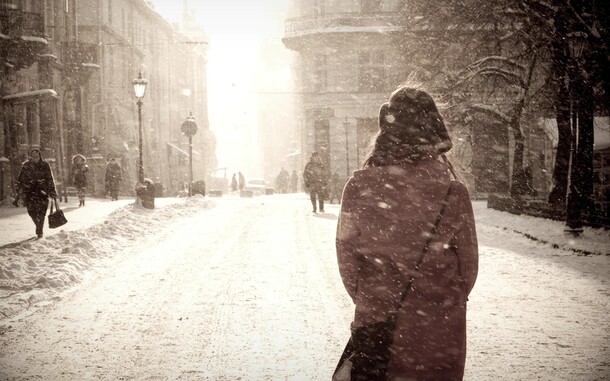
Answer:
[
  {"left": 0, "top": 0, "right": 213, "bottom": 203},
  {"left": 282, "top": 0, "right": 405, "bottom": 182}
]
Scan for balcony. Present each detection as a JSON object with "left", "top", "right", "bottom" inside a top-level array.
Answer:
[
  {"left": 284, "top": 12, "right": 403, "bottom": 40},
  {"left": 61, "top": 42, "right": 100, "bottom": 80},
  {"left": 0, "top": 8, "right": 47, "bottom": 69},
  {"left": 62, "top": 42, "right": 99, "bottom": 67},
  {"left": 0, "top": 8, "right": 45, "bottom": 38}
]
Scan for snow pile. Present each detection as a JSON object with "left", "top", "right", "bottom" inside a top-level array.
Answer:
[
  {"left": 0, "top": 196, "right": 214, "bottom": 319},
  {"left": 472, "top": 201, "right": 609, "bottom": 256}
]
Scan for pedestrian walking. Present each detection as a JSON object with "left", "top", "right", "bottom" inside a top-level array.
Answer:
[
  {"left": 238, "top": 172, "right": 245, "bottom": 191},
  {"left": 230, "top": 173, "right": 238, "bottom": 192},
  {"left": 290, "top": 169, "right": 298, "bottom": 193},
  {"left": 105, "top": 157, "right": 122, "bottom": 201},
  {"left": 71, "top": 154, "right": 89, "bottom": 207},
  {"left": 276, "top": 167, "right": 290, "bottom": 193},
  {"left": 15, "top": 148, "right": 58, "bottom": 238},
  {"left": 303, "top": 152, "right": 328, "bottom": 213},
  {"left": 334, "top": 86, "right": 478, "bottom": 381},
  {"left": 328, "top": 171, "right": 344, "bottom": 204}
]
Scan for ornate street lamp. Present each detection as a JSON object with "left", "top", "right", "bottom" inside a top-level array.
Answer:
[
  {"left": 132, "top": 70, "right": 148, "bottom": 183},
  {"left": 132, "top": 70, "right": 151, "bottom": 207},
  {"left": 181, "top": 112, "right": 198, "bottom": 197}
]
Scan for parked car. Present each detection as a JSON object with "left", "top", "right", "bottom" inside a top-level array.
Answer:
[{"left": 244, "top": 179, "right": 273, "bottom": 195}]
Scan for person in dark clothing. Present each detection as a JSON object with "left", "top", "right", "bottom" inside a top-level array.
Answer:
[
  {"left": 105, "top": 157, "right": 122, "bottom": 201},
  {"left": 335, "top": 86, "right": 477, "bottom": 380},
  {"left": 329, "top": 171, "right": 344, "bottom": 204},
  {"left": 303, "top": 152, "right": 329, "bottom": 213},
  {"left": 230, "top": 173, "right": 238, "bottom": 192},
  {"left": 238, "top": 172, "right": 245, "bottom": 191},
  {"left": 290, "top": 169, "right": 298, "bottom": 193},
  {"left": 15, "top": 148, "right": 58, "bottom": 238},
  {"left": 276, "top": 167, "right": 290, "bottom": 193},
  {"left": 71, "top": 154, "right": 89, "bottom": 206}
]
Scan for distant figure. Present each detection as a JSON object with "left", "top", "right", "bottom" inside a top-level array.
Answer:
[
  {"left": 290, "top": 169, "right": 298, "bottom": 193},
  {"left": 276, "top": 167, "right": 290, "bottom": 193},
  {"left": 230, "top": 173, "right": 238, "bottom": 192},
  {"left": 105, "top": 157, "right": 122, "bottom": 201},
  {"left": 303, "top": 152, "right": 329, "bottom": 213},
  {"left": 334, "top": 86, "right": 476, "bottom": 380},
  {"left": 15, "top": 148, "right": 58, "bottom": 238},
  {"left": 71, "top": 154, "right": 89, "bottom": 207},
  {"left": 238, "top": 172, "right": 245, "bottom": 191},
  {"left": 329, "top": 171, "right": 344, "bottom": 204}
]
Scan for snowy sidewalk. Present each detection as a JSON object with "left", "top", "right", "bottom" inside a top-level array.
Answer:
[
  {"left": 0, "top": 197, "right": 183, "bottom": 248},
  {"left": 471, "top": 202, "right": 609, "bottom": 256}
]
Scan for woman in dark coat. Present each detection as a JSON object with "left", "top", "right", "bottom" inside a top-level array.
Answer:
[
  {"left": 71, "top": 154, "right": 89, "bottom": 206},
  {"left": 15, "top": 148, "right": 58, "bottom": 238},
  {"left": 303, "top": 152, "right": 329, "bottom": 213},
  {"left": 336, "top": 86, "right": 478, "bottom": 380},
  {"left": 104, "top": 157, "right": 122, "bottom": 201}
]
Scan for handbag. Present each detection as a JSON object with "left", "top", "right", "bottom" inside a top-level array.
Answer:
[
  {"left": 48, "top": 198, "right": 68, "bottom": 229},
  {"left": 333, "top": 184, "right": 453, "bottom": 381}
]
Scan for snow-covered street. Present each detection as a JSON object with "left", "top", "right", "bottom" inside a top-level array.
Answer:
[{"left": 0, "top": 194, "right": 608, "bottom": 380}]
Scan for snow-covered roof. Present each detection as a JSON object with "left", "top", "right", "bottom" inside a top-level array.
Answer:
[
  {"left": 20, "top": 36, "right": 48, "bottom": 44},
  {"left": 287, "top": 25, "right": 401, "bottom": 38},
  {"left": 38, "top": 53, "right": 58, "bottom": 60},
  {"left": 167, "top": 142, "right": 190, "bottom": 157},
  {"left": 2, "top": 89, "right": 59, "bottom": 102}
]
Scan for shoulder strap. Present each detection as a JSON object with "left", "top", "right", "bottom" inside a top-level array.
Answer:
[{"left": 397, "top": 183, "right": 453, "bottom": 305}]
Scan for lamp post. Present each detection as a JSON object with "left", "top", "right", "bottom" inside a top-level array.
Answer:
[
  {"left": 344, "top": 117, "right": 350, "bottom": 178},
  {"left": 132, "top": 70, "right": 150, "bottom": 207},
  {"left": 564, "top": 31, "right": 588, "bottom": 237},
  {"left": 181, "top": 112, "right": 198, "bottom": 197}
]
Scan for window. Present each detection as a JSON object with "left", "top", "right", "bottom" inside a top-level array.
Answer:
[
  {"left": 313, "top": 55, "right": 327, "bottom": 92},
  {"left": 358, "top": 50, "right": 386, "bottom": 92},
  {"left": 313, "top": 0, "right": 325, "bottom": 17},
  {"left": 361, "top": 0, "right": 382, "bottom": 14},
  {"left": 314, "top": 119, "right": 330, "bottom": 168}
]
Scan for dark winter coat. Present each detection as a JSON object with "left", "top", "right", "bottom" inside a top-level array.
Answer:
[
  {"left": 72, "top": 163, "right": 89, "bottom": 189},
  {"left": 105, "top": 161, "right": 122, "bottom": 193},
  {"left": 336, "top": 159, "right": 478, "bottom": 380},
  {"left": 303, "top": 160, "right": 328, "bottom": 192},
  {"left": 16, "top": 159, "right": 58, "bottom": 202}
]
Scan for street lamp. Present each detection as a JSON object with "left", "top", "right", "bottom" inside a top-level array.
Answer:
[
  {"left": 132, "top": 70, "right": 151, "bottom": 207},
  {"left": 564, "top": 31, "right": 588, "bottom": 237},
  {"left": 181, "top": 112, "right": 198, "bottom": 197},
  {"left": 133, "top": 70, "right": 148, "bottom": 183}
]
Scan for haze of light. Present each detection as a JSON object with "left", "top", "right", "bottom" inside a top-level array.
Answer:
[{"left": 151, "top": 0, "right": 290, "bottom": 178}]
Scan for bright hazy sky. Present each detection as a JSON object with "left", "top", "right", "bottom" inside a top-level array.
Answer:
[{"left": 151, "top": 0, "right": 290, "bottom": 176}]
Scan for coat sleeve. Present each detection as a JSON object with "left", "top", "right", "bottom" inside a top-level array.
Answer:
[
  {"left": 15, "top": 164, "right": 27, "bottom": 193},
  {"left": 336, "top": 179, "right": 362, "bottom": 302},
  {"left": 43, "top": 162, "right": 58, "bottom": 198},
  {"left": 452, "top": 182, "right": 478, "bottom": 296}
]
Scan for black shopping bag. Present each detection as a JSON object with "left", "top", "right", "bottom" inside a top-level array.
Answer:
[{"left": 48, "top": 198, "right": 68, "bottom": 229}]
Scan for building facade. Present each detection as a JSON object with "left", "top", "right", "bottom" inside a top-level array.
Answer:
[
  {"left": 0, "top": 0, "right": 214, "bottom": 204},
  {"left": 282, "top": 0, "right": 405, "bottom": 183}
]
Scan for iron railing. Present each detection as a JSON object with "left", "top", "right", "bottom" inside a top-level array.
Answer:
[{"left": 284, "top": 12, "right": 403, "bottom": 38}]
